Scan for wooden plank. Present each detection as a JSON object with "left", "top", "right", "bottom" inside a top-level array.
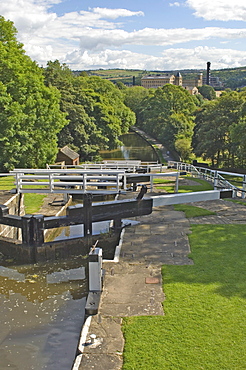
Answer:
[{"left": 67, "top": 198, "right": 153, "bottom": 223}]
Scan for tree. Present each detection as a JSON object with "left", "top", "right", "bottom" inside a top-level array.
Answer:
[
  {"left": 175, "top": 137, "right": 192, "bottom": 162},
  {"left": 44, "top": 65, "right": 135, "bottom": 160},
  {"left": 138, "top": 84, "right": 197, "bottom": 155},
  {"left": 124, "top": 86, "right": 149, "bottom": 125},
  {"left": 72, "top": 76, "right": 135, "bottom": 150},
  {"left": 230, "top": 100, "right": 246, "bottom": 168},
  {"left": 198, "top": 85, "right": 216, "bottom": 100},
  {"left": 0, "top": 17, "right": 66, "bottom": 171},
  {"left": 193, "top": 90, "right": 246, "bottom": 167}
]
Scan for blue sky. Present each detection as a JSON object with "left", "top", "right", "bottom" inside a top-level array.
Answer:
[{"left": 1, "top": 0, "right": 246, "bottom": 71}]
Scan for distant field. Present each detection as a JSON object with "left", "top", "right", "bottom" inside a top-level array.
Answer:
[{"left": 73, "top": 67, "right": 246, "bottom": 89}]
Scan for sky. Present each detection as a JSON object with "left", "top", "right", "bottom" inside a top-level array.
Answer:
[{"left": 1, "top": 0, "right": 246, "bottom": 71}]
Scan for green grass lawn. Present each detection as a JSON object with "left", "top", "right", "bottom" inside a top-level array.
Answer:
[
  {"left": 155, "top": 176, "right": 213, "bottom": 193},
  {"left": 173, "top": 204, "right": 216, "bottom": 218},
  {"left": 225, "top": 198, "right": 246, "bottom": 206},
  {"left": 0, "top": 176, "right": 15, "bottom": 190},
  {"left": 0, "top": 176, "right": 46, "bottom": 214},
  {"left": 24, "top": 193, "right": 46, "bottom": 214},
  {"left": 122, "top": 224, "right": 246, "bottom": 370}
]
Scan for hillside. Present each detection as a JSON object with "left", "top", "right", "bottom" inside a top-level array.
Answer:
[{"left": 73, "top": 67, "right": 246, "bottom": 89}]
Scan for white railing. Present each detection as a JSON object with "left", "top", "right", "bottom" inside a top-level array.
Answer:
[
  {"left": 168, "top": 161, "right": 246, "bottom": 198},
  {"left": 47, "top": 160, "right": 163, "bottom": 173},
  {"left": 10, "top": 169, "right": 126, "bottom": 194}
]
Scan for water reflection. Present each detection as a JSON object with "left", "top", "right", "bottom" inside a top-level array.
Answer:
[
  {"left": 100, "top": 132, "right": 159, "bottom": 162},
  {"left": 0, "top": 257, "right": 88, "bottom": 369},
  {"left": 54, "top": 220, "right": 111, "bottom": 241}
]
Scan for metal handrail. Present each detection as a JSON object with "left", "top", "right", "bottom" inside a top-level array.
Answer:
[{"left": 168, "top": 161, "right": 246, "bottom": 199}]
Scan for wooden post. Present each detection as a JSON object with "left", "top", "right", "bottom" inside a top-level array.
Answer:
[
  {"left": 0, "top": 205, "right": 9, "bottom": 218},
  {"left": 83, "top": 193, "right": 93, "bottom": 236},
  {"left": 22, "top": 215, "right": 33, "bottom": 246},
  {"left": 113, "top": 217, "right": 122, "bottom": 230},
  {"left": 32, "top": 214, "right": 44, "bottom": 246},
  {"left": 136, "top": 185, "right": 147, "bottom": 200}
]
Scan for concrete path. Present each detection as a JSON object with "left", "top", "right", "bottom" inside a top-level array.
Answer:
[
  {"left": 78, "top": 202, "right": 193, "bottom": 369},
  {"left": 78, "top": 198, "right": 246, "bottom": 370}
]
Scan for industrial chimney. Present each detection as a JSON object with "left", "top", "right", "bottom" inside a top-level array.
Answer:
[{"left": 206, "top": 62, "right": 211, "bottom": 85}]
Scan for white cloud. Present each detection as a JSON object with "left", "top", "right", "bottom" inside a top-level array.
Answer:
[
  {"left": 63, "top": 46, "right": 246, "bottom": 71},
  {"left": 89, "top": 7, "right": 144, "bottom": 20},
  {"left": 169, "top": 2, "right": 181, "bottom": 7},
  {"left": 77, "top": 27, "right": 246, "bottom": 51},
  {"left": 161, "top": 46, "right": 246, "bottom": 69},
  {"left": 1, "top": 0, "right": 246, "bottom": 70},
  {"left": 186, "top": 0, "right": 246, "bottom": 21}
]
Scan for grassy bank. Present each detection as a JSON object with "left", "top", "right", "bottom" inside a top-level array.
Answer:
[
  {"left": 122, "top": 224, "right": 246, "bottom": 369},
  {"left": 154, "top": 176, "right": 214, "bottom": 193},
  {"left": 0, "top": 176, "right": 46, "bottom": 213},
  {"left": 173, "top": 203, "right": 216, "bottom": 218}
]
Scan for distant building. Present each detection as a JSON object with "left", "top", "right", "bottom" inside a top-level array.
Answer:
[
  {"left": 141, "top": 74, "right": 177, "bottom": 88},
  {"left": 183, "top": 86, "right": 199, "bottom": 95},
  {"left": 56, "top": 146, "right": 80, "bottom": 166},
  {"left": 141, "top": 72, "right": 203, "bottom": 94},
  {"left": 202, "top": 76, "right": 224, "bottom": 89}
]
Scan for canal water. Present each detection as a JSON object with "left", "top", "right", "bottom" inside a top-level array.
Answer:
[
  {"left": 0, "top": 257, "right": 87, "bottom": 369},
  {"left": 100, "top": 131, "right": 159, "bottom": 162},
  {"left": 0, "top": 131, "right": 157, "bottom": 369}
]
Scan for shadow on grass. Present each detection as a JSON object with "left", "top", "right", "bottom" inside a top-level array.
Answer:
[{"left": 162, "top": 224, "right": 246, "bottom": 299}]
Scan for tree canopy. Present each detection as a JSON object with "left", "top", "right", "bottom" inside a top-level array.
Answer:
[
  {"left": 0, "top": 16, "right": 67, "bottom": 171},
  {"left": 136, "top": 84, "right": 197, "bottom": 159},
  {"left": 0, "top": 15, "right": 135, "bottom": 170},
  {"left": 193, "top": 90, "right": 246, "bottom": 168},
  {"left": 198, "top": 85, "right": 216, "bottom": 100},
  {"left": 43, "top": 62, "right": 135, "bottom": 160}
]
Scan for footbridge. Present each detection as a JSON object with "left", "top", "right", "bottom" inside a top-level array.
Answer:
[{"left": 10, "top": 168, "right": 180, "bottom": 195}]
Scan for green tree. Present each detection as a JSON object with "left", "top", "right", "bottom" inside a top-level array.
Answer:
[
  {"left": 0, "top": 17, "right": 66, "bottom": 171},
  {"left": 44, "top": 64, "right": 135, "bottom": 159},
  {"left": 193, "top": 90, "right": 246, "bottom": 167},
  {"left": 175, "top": 137, "right": 192, "bottom": 161},
  {"left": 75, "top": 76, "right": 135, "bottom": 150},
  {"left": 44, "top": 60, "right": 100, "bottom": 159},
  {"left": 124, "top": 86, "right": 149, "bottom": 125},
  {"left": 230, "top": 99, "right": 246, "bottom": 168},
  {"left": 198, "top": 85, "right": 216, "bottom": 100},
  {"left": 138, "top": 84, "right": 197, "bottom": 155}
]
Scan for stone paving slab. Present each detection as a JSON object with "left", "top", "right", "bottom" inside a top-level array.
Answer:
[
  {"left": 79, "top": 203, "right": 193, "bottom": 370},
  {"left": 81, "top": 353, "right": 122, "bottom": 370},
  {"left": 188, "top": 199, "right": 246, "bottom": 224},
  {"left": 100, "top": 264, "right": 164, "bottom": 317}
]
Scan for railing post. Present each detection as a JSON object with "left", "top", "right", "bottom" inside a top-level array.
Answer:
[
  {"left": 214, "top": 171, "right": 218, "bottom": 190},
  {"left": 16, "top": 173, "right": 20, "bottom": 194},
  {"left": 123, "top": 174, "right": 127, "bottom": 190},
  {"left": 175, "top": 172, "right": 179, "bottom": 193},
  {"left": 49, "top": 173, "right": 53, "bottom": 192},
  {"left": 243, "top": 175, "right": 246, "bottom": 199},
  {"left": 83, "top": 174, "right": 87, "bottom": 192}
]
